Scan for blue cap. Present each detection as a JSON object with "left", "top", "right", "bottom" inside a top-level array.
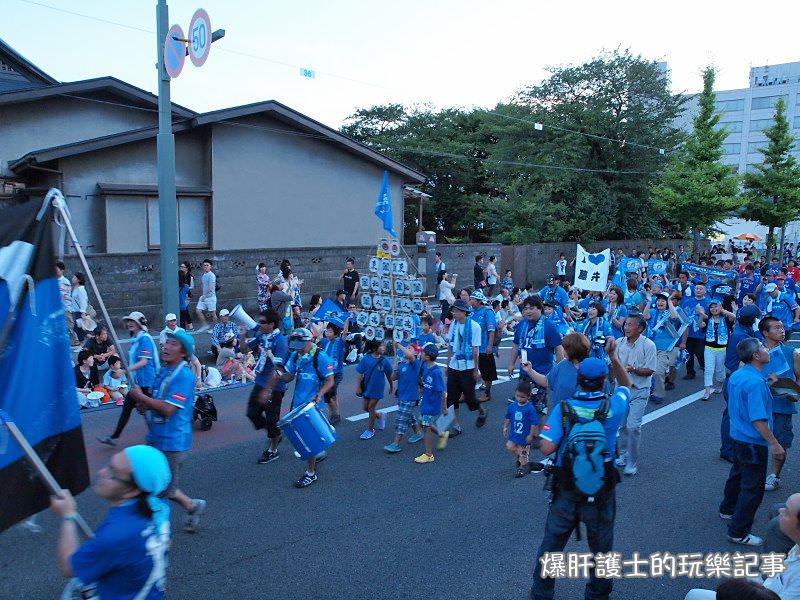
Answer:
[
  {"left": 738, "top": 305, "right": 761, "bottom": 320},
  {"left": 422, "top": 343, "right": 439, "bottom": 360},
  {"left": 165, "top": 329, "right": 194, "bottom": 359},
  {"left": 469, "top": 290, "right": 488, "bottom": 304},
  {"left": 577, "top": 357, "right": 609, "bottom": 379}
]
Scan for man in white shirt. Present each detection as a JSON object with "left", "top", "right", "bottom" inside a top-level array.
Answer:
[
  {"left": 486, "top": 255, "right": 499, "bottom": 296},
  {"left": 445, "top": 299, "right": 488, "bottom": 437},
  {"left": 56, "top": 261, "right": 79, "bottom": 346},
  {"left": 615, "top": 314, "right": 657, "bottom": 477},
  {"left": 159, "top": 313, "right": 184, "bottom": 348},
  {"left": 555, "top": 253, "right": 568, "bottom": 281},
  {"left": 195, "top": 259, "right": 218, "bottom": 330}
]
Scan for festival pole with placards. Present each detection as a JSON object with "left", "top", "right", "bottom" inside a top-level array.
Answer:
[{"left": 356, "top": 238, "right": 425, "bottom": 358}]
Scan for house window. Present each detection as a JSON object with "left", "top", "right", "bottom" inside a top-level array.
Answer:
[
  {"left": 147, "top": 196, "right": 210, "bottom": 249},
  {"left": 749, "top": 118, "right": 774, "bottom": 132}
]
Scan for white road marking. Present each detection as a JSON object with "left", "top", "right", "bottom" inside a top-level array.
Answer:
[
  {"left": 642, "top": 390, "right": 705, "bottom": 426},
  {"left": 346, "top": 405, "right": 400, "bottom": 422}
]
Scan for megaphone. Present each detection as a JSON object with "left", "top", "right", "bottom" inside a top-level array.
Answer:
[{"left": 229, "top": 304, "right": 257, "bottom": 330}]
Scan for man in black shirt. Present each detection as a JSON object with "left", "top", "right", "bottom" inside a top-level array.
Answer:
[
  {"left": 474, "top": 255, "right": 486, "bottom": 291},
  {"left": 341, "top": 258, "right": 359, "bottom": 304},
  {"left": 83, "top": 326, "right": 116, "bottom": 370}
]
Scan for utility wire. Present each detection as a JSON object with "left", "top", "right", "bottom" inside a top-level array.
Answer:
[{"left": 16, "top": 0, "right": 674, "bottom": 155}]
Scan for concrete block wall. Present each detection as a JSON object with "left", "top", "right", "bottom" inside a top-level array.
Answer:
[
  {"left": 63, "top": 240, "right": 692, "bottom": 328},
  {"left": 63, "top": 243, "right": 501, "bottom": 327}
]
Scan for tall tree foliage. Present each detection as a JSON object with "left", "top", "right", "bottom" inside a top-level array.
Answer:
[
  {"left": 343, "top": 49, "right": 686, "bottom": 243},
  {"left": 650, "top": 66, "right": 740, "bottom": 257},
  {"left": 740, "top": 97, "right": 800, "bottom": 261}
]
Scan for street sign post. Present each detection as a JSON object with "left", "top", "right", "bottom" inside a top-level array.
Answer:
[
  {"left": 163, "top": 24, "right": 186, "bottom": 79},
  {"left": 188, "top": 8, "right": 211, "bottom": 67}
]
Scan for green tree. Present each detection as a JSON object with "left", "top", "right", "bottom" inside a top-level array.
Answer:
[
  {"left": 650, "top": 66, "right": 740, "bottom": 258},
  {"left": 342, "top": 104, "right": 498, "bottom": 243},
  {"left": 740, "top": 97, "right": 800, "bottom": 261},
  {"left": 487, "top": 49, "right": 686, "bottom": 242}
]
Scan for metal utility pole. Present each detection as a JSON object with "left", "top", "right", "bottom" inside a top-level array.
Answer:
[{"left": 156, "top": 0, "right": 179, "bottom": 317}]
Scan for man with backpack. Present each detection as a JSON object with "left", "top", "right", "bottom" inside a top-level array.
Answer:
[{"left": 530, "top": 355, "right": 631, "bottom": 600}]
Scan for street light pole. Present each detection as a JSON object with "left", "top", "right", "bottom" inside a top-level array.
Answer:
[{"left": 156, "top": 0, "right": 179, "bottom": 317}]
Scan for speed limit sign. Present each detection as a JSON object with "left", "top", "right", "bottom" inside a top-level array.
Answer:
[{"left": 188, "top": 9, "right": 212, "bottom": 67}]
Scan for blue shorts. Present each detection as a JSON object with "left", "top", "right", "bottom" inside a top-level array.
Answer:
[
  {"left": 507, "top": 434, "right": 530, "bottom": 447},
  {"left": 773, "top": 413, "right": 794, "bottom": 450},
  {"left": 420, "top": 414, "right": 437, "bottom": 427}
]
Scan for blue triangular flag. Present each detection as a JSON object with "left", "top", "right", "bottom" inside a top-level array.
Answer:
[{"left": 374, "top": 171, "right": 397, "bottom": 238}]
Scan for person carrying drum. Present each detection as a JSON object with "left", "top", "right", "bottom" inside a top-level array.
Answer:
[{"left": 277, "top": 328, "right": 335, "bottom": 488}]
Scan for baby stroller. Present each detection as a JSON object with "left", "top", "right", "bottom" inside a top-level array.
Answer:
[{"left": 193, "top": 393, "right": 218, "bottom": 431}]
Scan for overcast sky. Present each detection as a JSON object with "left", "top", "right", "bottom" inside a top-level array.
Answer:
[{"left": 4, "top": 0, "right": 800, "bottom": 127}]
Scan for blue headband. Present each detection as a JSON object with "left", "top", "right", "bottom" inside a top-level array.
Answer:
[{"left": 124, "top": 445, "right": 171, "bottom": 529}]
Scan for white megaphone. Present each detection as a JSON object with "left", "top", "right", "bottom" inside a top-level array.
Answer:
[{"left": 229, "top": 304, "right": 257, "bottom": 330}]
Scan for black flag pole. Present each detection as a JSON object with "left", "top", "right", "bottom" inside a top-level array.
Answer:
[{"left": 0, "top": 189, "right": 93, "bottom": 537}]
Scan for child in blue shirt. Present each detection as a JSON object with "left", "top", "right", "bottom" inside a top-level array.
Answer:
[
  {"left": 417, "top": 315, "right": 443, "bottom": 348},
  {"left": 355, "top": 339, "right": 393, "bottom": 440},
  {"left": 415, "top": 344, "right": 447, "bottom": 463},
  {"left": 319, "top": 321, "right": 347, "bottom": 425},
  {"left": 503, "top": 381, "right": 537, "bottom": 478},
  {"left": 384, "top": 344, "right": 424, "bottom": 453}
]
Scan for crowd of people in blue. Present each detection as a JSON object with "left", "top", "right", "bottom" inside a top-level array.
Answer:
[{"left": 47, "top": 241, "right": 800, "bottom": 600}]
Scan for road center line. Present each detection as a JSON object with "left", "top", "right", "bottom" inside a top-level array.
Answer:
[{"left": 642, "top": 390, "right": 705, "bottom": 426}]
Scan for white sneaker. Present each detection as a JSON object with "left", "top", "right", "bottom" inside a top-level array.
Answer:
[
  {"left": 727, "top": 533, "right": 763, "bottom": 546},
  {"left": 615, "top": 455, "right": 627, "bottom": 468},
  {"left": 765, "top": 473, "right": 781, "bottom": 491},
  {"left": 623, "top": 464, "right": 638, "bottom": 476}
]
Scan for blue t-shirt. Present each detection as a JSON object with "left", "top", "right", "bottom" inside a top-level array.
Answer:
[
  {"left": 608, "top": 304, "right": 628, "bottom": 339},
  {"left": 761, "top": 292, "right": 799, "bottom": 328},
  {"left": 680, "top": 296, "right": 711, "bottom": 339},
  {"left": 71, "top": 502, "right": 170, "bottom": 600},
  {"left": 130, "top": 333, "right": 157, "bottom": 388},
  {"left": 470, "top": 305, "right": 497, "bottom": 353},
  {"left": 505, "top": 400, "right": 537, "bottom": 445},
  {"left": 540, "top": 387, "right": 631, "bottom": 466},
  {"left": 247, "top": 330, "right": 288, "bottom": 391},
  {"left": 420, "top": 363, "right": 446, "bottom": 416},
  {"left": 546, "top": 359, "right": 611, "bottom": 406},
  {"left": 727, "top": 364, "right": 773, "bottom": 446},
  {"left": 145, "top": 363, "right": 195, "bottom": 452},
  {"left": 318, "top": 337, "right": 345, "bottom": 375},
  {"left": 538, "top": 285, "right": 569, "bottom": 314},
  {"left": 647, "top": 309, "right": 682, "bottom": 351},
  {"left": 581, "top": 317, "right": 612, "bottom": 359},
  {"left": 396, "top": 358, "right": 422, "bottom": 403},
  {"left": 513, "top": 317, "right": 562, "bottom": 375},
  {"left": 285, "top": 349, "right": 335, "bottom": 409},
  {"left": 624, "top": 291, "right": 643, "bottom": 313},
  {"left": 418, "top": 332, "right": 436, "bottom": 348},
  {"left": 725, "top": 324, "right": 762, "bottom": 372},
  {"left": 765, "top": 344, "right": 798, "bottom": 415},
  {"left": 356, "top": 354, "right": 392, "bottom": 400},
  {"left": 738, "top": 275, "right": 760, "bottom": 303}
]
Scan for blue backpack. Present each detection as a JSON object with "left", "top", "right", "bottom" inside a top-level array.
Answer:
[{"left": 559, "top": 397, "right": 611, "bottom": 500}]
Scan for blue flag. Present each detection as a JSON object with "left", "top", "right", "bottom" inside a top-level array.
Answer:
[
  {"left": 0, "top": 196, "right": 90, "bottom": 532},
  {"left": 374, "top": 171, "right": 397, "bottom": 238},
  {"left": 311, "top": 298, "right": 349, "bottom": 329}
]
